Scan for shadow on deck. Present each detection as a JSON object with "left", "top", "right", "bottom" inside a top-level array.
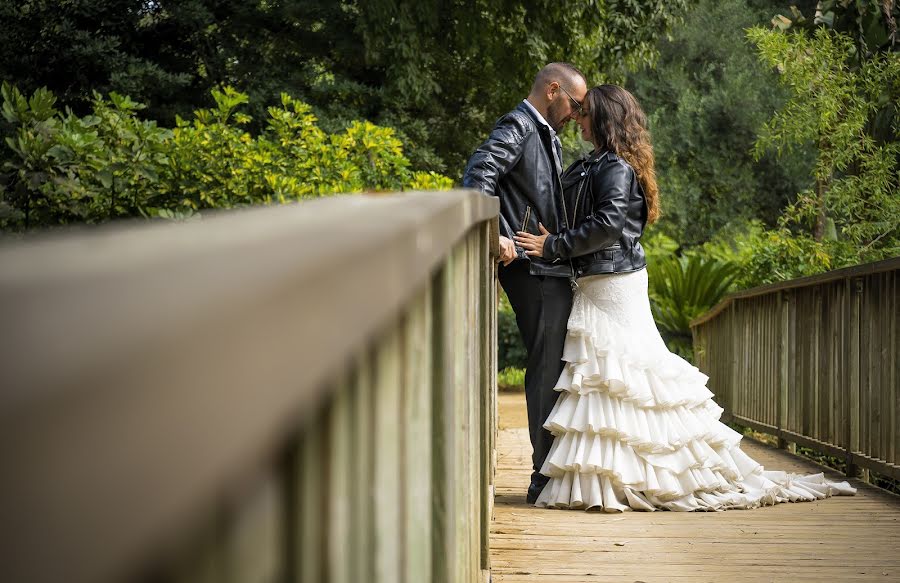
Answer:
[{"left": 491, "top": 393, "right": 900, "bottom": 583}]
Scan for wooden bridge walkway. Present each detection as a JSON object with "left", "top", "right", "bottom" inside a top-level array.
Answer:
[
  {"left": 1, "top": 193, "right": 896, "bottom": 583},
  {"left": 490, "top": 393, "right": 900, "bottom": 583}
]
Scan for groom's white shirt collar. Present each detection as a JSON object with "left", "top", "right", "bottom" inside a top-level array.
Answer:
[
  {"left": 522, "top": 99, "right": 556, "bottom": 138},
  {"left": 523, "top": 99, "right": 562, "bottom": 173}
]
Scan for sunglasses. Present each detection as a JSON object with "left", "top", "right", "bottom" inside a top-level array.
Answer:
[{"left": 557, "top": 84, "right": 583, "bottom": 116}]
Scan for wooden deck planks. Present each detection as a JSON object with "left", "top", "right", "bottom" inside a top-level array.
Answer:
[{"left": 491, "top": 393, "right": 900, "bottom": 583}]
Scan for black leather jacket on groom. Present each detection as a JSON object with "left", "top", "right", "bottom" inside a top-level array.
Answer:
[
  {"left": 463, "top": 102, "right": 573, "bottom": 278},
  {"left": 542, "top": 150, "right": 648, "bottom": 278}
]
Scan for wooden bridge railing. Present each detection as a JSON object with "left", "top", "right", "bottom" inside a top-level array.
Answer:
[
  {"left": 691, "top": 257, "right": 899, "bottom": 481},
  {"left": 0, "top": 190, "right": 500, "bottom": 583}
]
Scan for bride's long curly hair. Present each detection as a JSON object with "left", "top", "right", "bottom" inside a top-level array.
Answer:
[{"left": 585, "top": 84, "right": 660, "bottom": 224}]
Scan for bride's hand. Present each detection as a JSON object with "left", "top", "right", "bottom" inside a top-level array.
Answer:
[{"left": 514, "top": 223, "right": 551, "bottom": 258}]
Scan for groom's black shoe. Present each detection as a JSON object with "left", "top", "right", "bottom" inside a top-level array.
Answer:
[{"left": 526, "top": 478, "right": 549, "bottom": 505}]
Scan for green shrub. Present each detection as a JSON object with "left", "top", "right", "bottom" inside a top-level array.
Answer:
[
  {"left": 736, "top": 228, "right": 834, "bottom": 288},
  {"left": 0, "top": 84, "right": 452, "bottom": 231},
  {"left": 497, "top": 366, "right": 526, "bottom": 391},
  {"left": 0, "top": 86, "right": 172, "bottom": 227},
  {"left": 693, "top": 219, "right": 859, "bottom": 291},
  {"left": 649, "top": 254, "right": 739, "bottom": 359},
  {"left": 748, "top": 26, "right": 900, "bottom": 261},
  {"left": 695, "top": 220, "right": 765, "bottom": 267},
  {"left": 497, "top": 289, "right": 527, "bottom": 371},
  {"left": 642, "top": 228, "right": 680, "bottom": 267}
]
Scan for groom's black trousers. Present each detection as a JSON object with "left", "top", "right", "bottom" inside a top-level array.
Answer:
[{"left": 499, "top": 260, "right": 573, "bottom": 487}]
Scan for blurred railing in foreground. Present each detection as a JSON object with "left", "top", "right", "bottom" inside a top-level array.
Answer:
[
  {"left": 0, "top": 190, "right": 500, "bottom": 583},
  {"left": 691, "top": 257, "right": 899, "bottom": 481}
]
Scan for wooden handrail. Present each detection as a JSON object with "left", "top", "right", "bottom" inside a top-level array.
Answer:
[
  {"left": 690, "top": 257, "right": 899, "bottom": 482},
  {"left": 0, "top": 190, "right": 500, "bottom": 583},
  {"left": 690, "top": 256, "right": 900, "bottom": 327}
]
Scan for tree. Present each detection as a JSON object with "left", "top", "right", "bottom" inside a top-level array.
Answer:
[
  {"left": 748, "top": 26, "right": 900, "bottom": 260},
  {"left": 0, "top": 1, "right": 696, "bottom": 178},
  {"left": 771, "top": 0, "right": 899, "bottom": 58},
  {"left": 0, "top": 1, "right": 199, "bottom": 118},
  {"left": 626, "top": 0, "right": 816, "bottom": 247}
]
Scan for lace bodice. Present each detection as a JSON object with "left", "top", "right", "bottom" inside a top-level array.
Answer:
[{"left": 572, "top": 269, "right": 666, "bottom": 353}]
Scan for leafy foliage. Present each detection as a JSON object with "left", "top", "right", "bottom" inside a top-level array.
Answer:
[
  {"left": 737, "top": 229, "right": 859, "bottom": 288},
  {"left": 497, "top": 366, "right": 526, "bottom": 391},
  {"left": 748, "top": 26, "right": 900, "bottom": 261},
  {"left": 627, "top": 0, "right": 814, "bottom": 246},
  {"left": 498, "top": 289, "right": 528, "bottom": 371},
  {"left": 770, "top": 0, "right": 899, "bottom": 58},
  {"left": 685, "top": 219, "right": 836, "bottom": 288},
  {"left": 648, "top": 254, "right": 739, "bottom": 358},
  {"left": 0, "top": 1, "right": 696, "bottom": 177},
  {"left": 642, "top": 227, "right": 680, "bottom": 266},
  {"left": 0, "top": 84, "right": 451, "bottom": 231},
  {"left": 628, "top": 0, "right": 896, "bottom": 306},
  {"left": 160, "top": 87, "right": 449, "bottom": 211},
  {"left": 0, "top": 85, "right": 172, "bottom": 227}
]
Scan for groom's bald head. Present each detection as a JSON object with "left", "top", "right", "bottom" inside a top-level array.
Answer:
[
  {"left": 527, "top": 62, "right": 588, "bottom": 132},
  {"left": 531, "top": 62, "right": 586, "bottom": 94}
]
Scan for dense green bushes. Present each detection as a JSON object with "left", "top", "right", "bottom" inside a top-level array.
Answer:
[
  {"left": 498, "top": 289, "right": 527, "bottom": 372},
  {"left": 0, "top": 1, "right": 694, "bottom": 177},
  {"left": 0, "top": 84, "right": 451, "bottom": 231},
  {"left": 633, "top": 5, "right": 899, "bottom": 362},
  {"left": 497, "top": 366, "right": 526, "bottom": 392},
  {"left": 626, "top": 0, "right": 815, "bottom": 247},
  {"left": 497, "top": 288, "right": 529, "bottom": 391},
  {"left": 748, "top": 26, "right": 900, "bottom": 265}
]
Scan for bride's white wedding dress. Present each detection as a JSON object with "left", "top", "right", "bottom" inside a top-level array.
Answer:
[{"left": 535, "top": 268, "right": 856, "bottom": 511}]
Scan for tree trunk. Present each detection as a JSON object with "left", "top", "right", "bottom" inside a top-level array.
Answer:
[{"left": 814, "top": 177, "right": 827, "bottom": 241}]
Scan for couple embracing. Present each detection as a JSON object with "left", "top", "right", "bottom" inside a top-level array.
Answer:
[{"left": 463, "top": 63, "right": 855, "bottom": 511}]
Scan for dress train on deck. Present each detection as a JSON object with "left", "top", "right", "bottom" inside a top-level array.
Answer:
[{"left": 535, "top": 268, "right": 856, "bottom": 511}]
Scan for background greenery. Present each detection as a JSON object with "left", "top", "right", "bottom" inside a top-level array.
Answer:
[
  {"left": 2, "top": 0, "right": 896, "bottom": 494},
  {"left": 0, "top": 0, "right": 691, "bottom": 177},
  {"left": 0, "top": 83, "right": 451, "bottom": 229},
  {"left": 636, "top": 0, "right": 898, "bottom": 363},
  {"left": 627, "top": 0, "right": 818, "bottom": 247},
  {"left": 494, "top": 0, "right": 898, "bottom": 389},
  {"left": 1, "top": 0, "right": 897, "bottom": 379}
]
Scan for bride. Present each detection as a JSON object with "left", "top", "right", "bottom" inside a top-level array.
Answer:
[{"left": 513, "top": 84, "right": 856, "bottom": 511}]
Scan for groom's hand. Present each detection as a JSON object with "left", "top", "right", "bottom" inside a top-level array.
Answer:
[
  {"left": 498, "top": 235, "right": 516, "bottom": 266},
  {"left": 514, "top": 223, "right": 551, "bottom": 258}
]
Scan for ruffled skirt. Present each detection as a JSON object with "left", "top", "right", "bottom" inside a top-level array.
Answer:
[{"left": 535, "top": 268, "right": 856, "bottom": 511}]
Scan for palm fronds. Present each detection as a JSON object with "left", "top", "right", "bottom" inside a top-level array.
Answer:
[{"left": 649, "top": 254, "right": 739, "bottom": 358}]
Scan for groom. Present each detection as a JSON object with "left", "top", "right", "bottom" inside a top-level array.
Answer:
[{"left": 463, "top": 62, "right": 587, "bottom": 504}]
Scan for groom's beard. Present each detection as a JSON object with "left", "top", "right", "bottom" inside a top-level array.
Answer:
[{"left": 547, "top": 99, "right": 569, "bottom": 132}]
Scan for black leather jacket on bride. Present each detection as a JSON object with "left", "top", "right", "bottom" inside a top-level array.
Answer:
[{"left": 542, "top": 150, "right": 648, "bottom": 278}]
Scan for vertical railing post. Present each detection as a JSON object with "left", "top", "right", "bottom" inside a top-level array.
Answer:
[
  {"left": 722, "top": 304, "right": 731, "bottom": 421},
  {"left": 404, "top": 291, "right": 433, "bottom": 583},
  {"left": 328, "top": 374, "right": 353, "bottom": 583},
  {"left": 297, "top": 416, "right": 326, "bottom": 583},
  {"left": 731, "top": 302, "right": 737, "bottom": 420},
  {"left": 373, "top": 328, "right": 404, "bottom": 583},
  {"left": 478, "top": 221, "right": 496, "bottom": 577},
  {"left": 777, "top": 291, "right": 791, "bottom": 450},
  {"left": 847, "top": 276, "right": 863, "bottom": 478},
  {"left": 787, "top": 291, "right": 798, "bottom": 452},
  {"left": 352, "top": 353, "right": 375, "bottom": 583},
  {"left": 430, "top": 264, "right": 448, "bottom": 583}
]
